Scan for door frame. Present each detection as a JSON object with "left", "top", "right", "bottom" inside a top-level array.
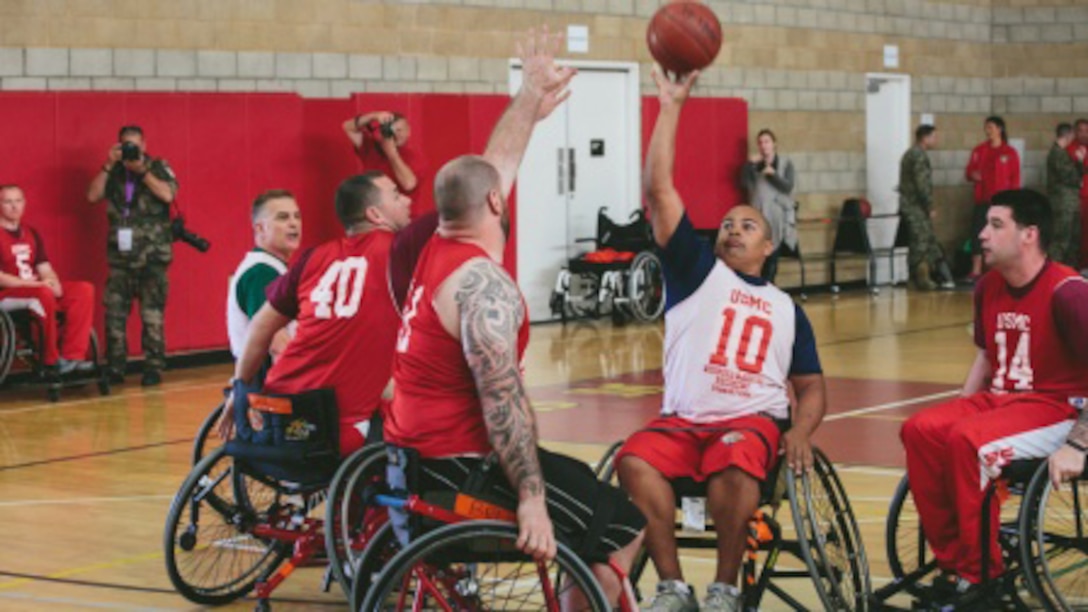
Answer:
[{"left": 508, "top": 59, "right": 642, "bottom": 223}]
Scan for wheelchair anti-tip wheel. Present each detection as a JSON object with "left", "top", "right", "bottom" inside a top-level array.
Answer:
[
  {"left": 357, "top": 520, "right": 611, "bottom": 611},
  {"left": 788, "top": 449, "right": 871, "bottom": 611},
  {"left": 163, "top": 448, "right": 289, "bottom": 605}
]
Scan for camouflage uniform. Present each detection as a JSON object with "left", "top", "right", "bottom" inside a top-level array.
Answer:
[
  {"left": 898, "top": 145, "right": 941, "bottom": 283},
  {"left": 1046, "top": 143, "right": 1083, "bottom": 267},
  {"left": 101, "top": 158, "right": 177, "bottom": 376}
]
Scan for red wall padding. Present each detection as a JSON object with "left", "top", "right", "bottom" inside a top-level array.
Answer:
[
  {"left": 641, "top": 97, "right": 749, "bottom": 229},
  {"left": 0, "top": 91, "right": 745, "bottom": 356}
]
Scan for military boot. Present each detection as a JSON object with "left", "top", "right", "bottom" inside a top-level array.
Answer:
[{"left": 910, "top": 262, "right": 937, "bottom": 291}]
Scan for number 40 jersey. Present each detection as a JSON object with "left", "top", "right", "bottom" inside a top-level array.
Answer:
[
  {"left": 659, "top": 216, "right": 822, "bottom": 424},
  {"left": 263, "top": 230, "right": 401, "bottom": 451}
]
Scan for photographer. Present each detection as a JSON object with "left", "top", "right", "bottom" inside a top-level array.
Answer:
[
  {"left": 86, "top": 125, "right": 178, "bottom": 387},
  {"left": 343, "top": 111, "right": 429, "bottom": 214}
]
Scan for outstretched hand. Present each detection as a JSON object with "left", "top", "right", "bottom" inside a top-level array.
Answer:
[
  {"left": 652, "top": 66, "right": 699, "bottom": 107},
  {"left": 517, "top": 26, "right": 577, "bottom": 121}
]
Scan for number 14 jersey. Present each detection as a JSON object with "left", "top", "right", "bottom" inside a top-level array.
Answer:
[
  {"left": 659, "top": 216, "right": 821, "bottom": 423},
  {"left": 974, "top": 262, "right": 1088, "bottom": 398}
]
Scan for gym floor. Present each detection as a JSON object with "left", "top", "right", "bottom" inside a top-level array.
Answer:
[{"left": 0, "top": 287, "right": 976, "bottom": 610}]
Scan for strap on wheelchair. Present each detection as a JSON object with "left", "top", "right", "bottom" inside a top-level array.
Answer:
[{"left": 385, "top": 445, "right": 419, "bottom": 547}]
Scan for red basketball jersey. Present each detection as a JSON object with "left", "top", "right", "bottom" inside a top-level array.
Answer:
[
  {"left": 263, "top": 230, "right": 400, "bottom": 431},
  {"left": 976, "top": 262, "right": 1088, "bottom": 398},
  {"left": 967, "top": 142, "right": 1021, "bottom": 204},
  {"left": 0, "top": 225, "right": 45, "bottom": 280},
  {"left": 386, "top": 236, "right": 530, "bottom": 458}
]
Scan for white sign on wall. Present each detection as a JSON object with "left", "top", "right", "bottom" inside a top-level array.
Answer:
[
  {"left": 883, "top": 45, "right": 900, "bottom": 68},
  {"left": 567, "top": 25, "right": 589, "bottom": 53}
]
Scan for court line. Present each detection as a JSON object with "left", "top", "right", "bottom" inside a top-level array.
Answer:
[
  {"left": 0, "top": 493, "right": 175, "bottom": 508},
  {"left": 825, "top": 390, "right": 959, "bottom": 421},
  {"left": 0, "top": 591, "right": 180, "bottom": 611},
  {"left": 0, "top": 571, "right": 340, "bottom": 606},
  {"left": 818, "top": 320, "right": 971, "bottom": 348},
  {"left": 0, "top": 380, "right": 226, "bottom": 416},
  {"left": 0, "top": 439, "right": 190, "bottom": 472}
]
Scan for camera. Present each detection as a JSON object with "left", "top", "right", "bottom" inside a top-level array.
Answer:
[
  {"left": 171, "top": 218, "right": 211, "bottom": 253},
  {"left": 121, "top": 141, "right": 142, "bottom": 162},
  {"left": 367, "top": 119, "right": 396, "bottom": 141}
]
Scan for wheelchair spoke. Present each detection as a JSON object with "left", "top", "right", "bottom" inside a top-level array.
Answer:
[{"left": 1034, "top": 476, "right": 1088, "bottom": 610}]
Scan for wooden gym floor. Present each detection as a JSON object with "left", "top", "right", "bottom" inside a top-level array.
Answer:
[{"left": 0, "top": 287, "right": 976, "bottom": 610}]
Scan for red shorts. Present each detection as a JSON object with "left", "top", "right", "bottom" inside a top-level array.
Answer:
[{"left": 616, "top": 414, "right": 781, "bottom": 482}]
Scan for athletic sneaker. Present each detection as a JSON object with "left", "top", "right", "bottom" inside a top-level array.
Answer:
[
  {"left": 702, "top": 582, "right": 741, "bottom": 612},
  {"left": 642, "top": 580, "right": 698, "bottom": 612}
]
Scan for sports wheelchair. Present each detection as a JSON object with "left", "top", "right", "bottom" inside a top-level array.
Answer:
[
  {"left": 0, "top": 306, "right": 109, "bottom": 402},
  {"left": 596, "top": 430, "right": 871, "bottom": 611},
  {"left": 550, "top": 207, "right": 665, "bottom": 325},
  {"left": 876, "top": 459, "right": 1088, "bottom": 611},
  {"left": 164, "top": 388, "right": 344, "bottom": 611},
  {"left": 346, "top": 446, "right": 634, "bottom": 611}
]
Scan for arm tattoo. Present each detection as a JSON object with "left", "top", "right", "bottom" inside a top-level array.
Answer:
[{"left": 456, "top": 260, "right": 544, "bottom": 499}]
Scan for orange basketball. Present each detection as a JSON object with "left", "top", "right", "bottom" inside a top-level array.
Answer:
[{"left": 646, "top": 1, "right": 723, "bottom": 75}]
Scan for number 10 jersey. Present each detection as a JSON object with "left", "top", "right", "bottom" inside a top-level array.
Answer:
[{"left": 658, "top": 216, "right": 821, "bottom": 424}]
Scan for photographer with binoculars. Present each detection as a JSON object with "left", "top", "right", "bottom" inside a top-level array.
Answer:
[
  {"left": 87, "top": 124, "right": 207, "bottom": 387},
  {"left": 343, "top": 110, "right": 428, "bottom": 215}
]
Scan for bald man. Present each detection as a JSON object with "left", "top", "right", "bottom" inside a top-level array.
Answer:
[
  {"left": 615, "top": 70, "right": 827, "bottom": 612},
  {"left": 385, "top": 28, "right": 645, "bottom": 608}
]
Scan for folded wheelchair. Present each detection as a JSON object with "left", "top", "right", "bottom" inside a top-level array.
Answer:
[
  {"left": 550, "top": 207, "right": 665, "bottom": 325},
  {"left": 0, "top": 306, "right": 109, "bottom": 402},
  {"left": 596, "top": 426, "right": 871, "bottom": 611},
  {"left": 875, "top": 458, "right": 1088, "bottom": 611}
]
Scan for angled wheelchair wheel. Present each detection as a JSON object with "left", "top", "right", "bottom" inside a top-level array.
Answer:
[
  {"left": 886, "top": 474, "right": 936, "bottom": 596},
  {"left": 190, "top": 403, "right": 224, "bottom": 465},
  {"left": 358, "top": 520, "right": 610, "bottom": 611},
  {"left": 324, "top": 443, "right": 389, "bottom": 599},
  {"left": 163, "top": 447, "right": 289, "bottom": 605},
  {"left": 1020, "top": 463, "right": 1088, "bottom": 611},
  {"left": 627, "top": 251, "right": 665, "bottom": 323},
  {"left": 788, "top": 448, "right": 870, "bottom": 611},
  {"left": 0, "top": 310, "right": 17, "bottom": 386}
]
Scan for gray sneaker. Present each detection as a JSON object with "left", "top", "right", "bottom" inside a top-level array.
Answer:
[
  {"left": 702, "top": 582, "right": 741, "bottom": 612},
  {"left": 643, "top": 580, "right": 698, "bottom": 612}
]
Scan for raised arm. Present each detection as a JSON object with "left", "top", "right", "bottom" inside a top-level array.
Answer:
[
  {"left": 644, "top": 69, "right": 699, "bottom": 248},
  {"left": 343, "top": 111, "right": 390, "bottom": 150},
  {"left": 436, "top": 258, "right": 555, "bottom": 561},
  {"left": 483, "top": 27, "right": 575, "bottom": 200}
]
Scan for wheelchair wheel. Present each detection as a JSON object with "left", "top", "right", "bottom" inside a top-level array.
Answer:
[
  {"left": 190, "top": 403, "right": 224, "bottom": 465},
  {"left": 324, "top": 443, "right": 388, "bottom": 599},
  {"left": 627, "top": 251, "right": 664, "bottom": 323},
  {"left": 1020, "top": 463, "right": 1088, "bottom": 611},
  {"left": 788, "top": 448, "right": 871, "bottom": 611},
  {"left": 358, "top": 520, "right": 610, "bottom": 611},
  {"left": 886, "top": 474, "right": 936, "bottom": 596},
  {"left": 0, "top": 310, "right": 16, "bottom": 386},
  {"left": 163, "top": 447, "right": 289, "bottom": 605}
]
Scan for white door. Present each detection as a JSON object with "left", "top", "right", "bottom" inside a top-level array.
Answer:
[
  {"left": 865, "top": 73, "right": 911, "bottom": 283},
  {"left": 510, "top": 62, "right": 640, "bottom": 322}
]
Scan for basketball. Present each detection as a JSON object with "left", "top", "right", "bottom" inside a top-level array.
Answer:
[{"left": 646, "top": 1, "right": 723, "bottom": 75}]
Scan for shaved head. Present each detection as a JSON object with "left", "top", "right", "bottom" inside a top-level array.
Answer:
[{"left": 434, "top": 155, "right": 502, "bottom": 223}]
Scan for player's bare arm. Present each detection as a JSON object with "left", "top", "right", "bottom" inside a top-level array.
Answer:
[
  {"left": 449, "top": 258, "right": 556, "bottom": 561},
  {"left": 784, "top": 373, "right": 827, "bottom": 474},
  {"left": 961, "top": 349, "right": 990, "bottom": 397},
  {"left": 484, "top": 26, "right": 575, "bottom": 198},
  {"left": 644, "top": 68, "right": 699, "bottom": 248},
  {"left": 215, "top": 303, "right": 291, "bottom": 439}
]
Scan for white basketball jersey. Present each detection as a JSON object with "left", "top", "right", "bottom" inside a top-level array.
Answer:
[
  {"left": 662, "top": 261, "right": 796, "bottom": 422},
  {"left": 227, "top": 250, "right": 289, "bottom": 358}
]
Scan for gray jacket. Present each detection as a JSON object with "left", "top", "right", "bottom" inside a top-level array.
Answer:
[{"left": 742, "top": 155, "right": 797, "bottom": 250}]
